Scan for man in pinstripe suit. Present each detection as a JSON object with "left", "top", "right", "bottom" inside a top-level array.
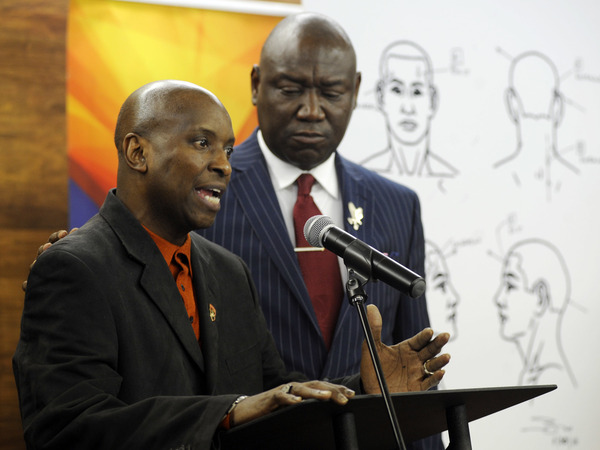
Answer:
[{"left": 198, "top": 13, "right": 445, "bottom": 450}]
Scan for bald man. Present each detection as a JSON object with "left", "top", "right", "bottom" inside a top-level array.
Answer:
[
  {"left": 14, "top": 80, "right": 449, "bottom": 449},
  {"left": 199, "top": 11, "right": 437, "bottom": 381},
  {"left": 197, "top": 15, "right": 448, "bottom": 450}
]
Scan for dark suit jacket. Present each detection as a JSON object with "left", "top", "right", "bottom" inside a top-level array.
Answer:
[
  {"left": 198, "top": 129, "right": 432, "bottom": 380},
  {"left": 13, "top": 190, "right": 316, "bottom": 450},
  {"left": 199, "top": 130, "right": 443, "bottom": 450}
]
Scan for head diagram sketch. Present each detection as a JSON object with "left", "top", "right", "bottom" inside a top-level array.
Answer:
[
  {"left": 425, "top": 240, "right": 459, "bottom": 340},
  {"left": 493, "top": 238, "right": 576, "bottom": 387},
  {"left": 494, "top": 51, "right": 578, "bottom": 199},
  {"left": 360, "top": 40, "right": 458, "bottom": 177}
]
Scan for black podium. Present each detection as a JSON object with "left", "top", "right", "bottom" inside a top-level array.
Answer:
[{"left": 218, "top": 385, "right": 556, "bottom": 450}]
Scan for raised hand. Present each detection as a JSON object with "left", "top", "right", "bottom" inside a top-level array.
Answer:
[{"left": 360, "top": 304, "right": 451, "bottom": 394}]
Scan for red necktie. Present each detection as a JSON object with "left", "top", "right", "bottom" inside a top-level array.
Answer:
[{"left": 293, "top": 174, "right": 343, "bottom": 350}]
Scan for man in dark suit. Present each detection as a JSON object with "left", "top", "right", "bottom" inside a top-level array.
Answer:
[
  {"left": 14, "top": 80, "right": 450, "bottom": 449},
  {"left": 199, "top": 13, "right": 434, "bottom": 380}
]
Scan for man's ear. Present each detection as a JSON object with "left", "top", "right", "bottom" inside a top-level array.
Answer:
[
  {"left": 551, "top": 90, "right": 564, "bottom": 127},
  {"left": 352, "top": 71, "right": 362, "bottom": 110},
  {"left": 534, "top": 281, "right": 550, "bottom": 317},
  {"left": 429, "top": 85, "right": 439, "bottom": 118},
  {"left": 250, "top": 64, "right": 260, "bottom": 106},
  {"left": 505, "top": 87, "right": 521, "bottom": 125},
  {"left": 122, "top": 132, "right": 148, "bottom": 173},
  {"left": 376, "top": 79, "right": 385, "bottom": 110}
]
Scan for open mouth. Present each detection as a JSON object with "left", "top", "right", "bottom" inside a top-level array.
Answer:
[{"left": 197, "top": 187, "right": 222, "bottom": 205}]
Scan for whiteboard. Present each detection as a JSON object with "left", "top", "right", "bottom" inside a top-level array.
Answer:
[{"left": 304, "top": 0, "right": 600, "bottom": 448}]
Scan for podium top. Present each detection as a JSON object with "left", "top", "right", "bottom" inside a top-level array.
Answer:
[{"left": 218, "top": 384, "right": 556, "bottom": 450}]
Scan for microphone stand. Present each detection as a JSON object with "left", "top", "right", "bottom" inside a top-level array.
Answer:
[{"left": 346, "top": 269, "right": 407, "bottom": 450}]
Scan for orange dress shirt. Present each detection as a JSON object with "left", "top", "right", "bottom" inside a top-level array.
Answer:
[{"left": 144, "top": 227, "right": 200, "bottom": 341}]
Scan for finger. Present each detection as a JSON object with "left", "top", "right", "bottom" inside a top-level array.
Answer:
[
  {"left": 48, "top": 230, "right": 69, "bottom": 244},
  {"left": 321, "top": 384, "right": 355, "bottom": 404},
  {"left": 418, "top": 332, "right": 450, "bottom": 361},
  {"left": 424, "top": 353, "right": 451, "bottom": 373},
  {"left": 68, "top": 228, "right": 79, "bottom": 236},
  {"left": 405, "top": 327, "right": 435, "bottom": 352},
  {"left": 421, "top": 369, "right": 445, "bottom": 390},
  {"left": 36, "top": 242, "right": 52, "bottom": 257},
  {"left": 290, "top": 382, "right": 355, "bottom": 405},
  {"left": 366, "top": 304, "right": 383, "bottom": 343},
  {"left": 315, "top": 380, "right": 356, "bottom": 399},
  {"left": 21, "top": 280, "right": 27, "bottom": 292},
  {"left": 276, "top": 384, "right": 302, "bottom": 404}
]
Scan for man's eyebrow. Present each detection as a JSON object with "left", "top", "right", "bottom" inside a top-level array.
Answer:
[
  {"left": 388, "top": 78, "right": 407, "bottom": 85},
  {"left": 275, "top": 73, "right": 305, "bottom": 84},
  {"left": 432, "top": 272, "right": 447, "bottom": 281},
  {"left": 503, "top": 271, "right": 519, "bottom": 282},
  {"left": 191, "top": 127, "right": 215, "bottom": 136},
  {"left": 319, "top": 78, "right": 347, "bottom": 87},
  {"left": 277, "top": 73, "right": 347, "bottom": 88}
]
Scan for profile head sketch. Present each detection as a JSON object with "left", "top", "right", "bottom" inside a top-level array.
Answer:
[
  {"left": 360, "top": 40, "right": 457, "bottom": 177},
  {"left": 493, "top": 239, "right": 576, "bottom": 387},
  {"left": 425, "top": 241, "right": 459, "bottom": 340}
]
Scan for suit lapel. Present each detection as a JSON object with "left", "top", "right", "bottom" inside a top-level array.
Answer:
[
  {"left": 100, "top": 192, "right": 206, "bottom": 374},
  {"left": 189, "top": 237, "right": 220, "bottom": 393},
  {"left": 329, "top": 156, "right": 373, "bottom": 348},
  {"left": 138, "top": 262, "right": 206, "bottom": 373}
]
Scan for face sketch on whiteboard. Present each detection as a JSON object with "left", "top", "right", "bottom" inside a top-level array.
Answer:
[
  {"left": 359, "top": 41, "right": 459, "bottom": 178},
  {"left": 494, "top": 51, "right": 579, "bottom": 200},
  {"left": 425, "top": 240, "right": 460, "bottom": 340},
  {"left": 493, "top": 239, "right": 577, "bottom": 388}
]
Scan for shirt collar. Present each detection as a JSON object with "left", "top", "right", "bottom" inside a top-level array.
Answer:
[
  {"left": 257, "top": 129, "right": 339, "bottom": 198},
  {"left": 143, "top": 226, "right": 192, "bottom": 273}
]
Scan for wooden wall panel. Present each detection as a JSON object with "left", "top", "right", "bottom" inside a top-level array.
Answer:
[{"left": 0, "top": 1, "right": 69, "bottom": 448}]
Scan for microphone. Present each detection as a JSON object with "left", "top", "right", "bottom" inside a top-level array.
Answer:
[{"left": 304, "top": 215, "right": 426, "bottom": 298}]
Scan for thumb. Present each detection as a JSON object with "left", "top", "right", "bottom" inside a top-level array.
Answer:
[{"left": 366, "top": 304, "right": 383, "bottom": 343}]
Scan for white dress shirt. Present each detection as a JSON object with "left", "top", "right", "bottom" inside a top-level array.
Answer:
[
  {"left": 257, "top": 130, "right": 348, "bottom": 284},
  {"left": 257, "top": 130, "right": 344, "bottom": 245}
]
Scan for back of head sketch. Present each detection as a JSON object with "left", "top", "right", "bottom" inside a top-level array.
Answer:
[
  {"left": 507, "top": 51, "right": 562, "bottom": 122},
  {"left": 494, "top": 51, "right": 578, "bottom": 198}
]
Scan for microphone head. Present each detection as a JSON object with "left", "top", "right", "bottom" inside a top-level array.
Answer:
[
  {"left": 409, "top": 278, "right": 427, "bottom": 298},
  {"left": 304, "top": 215, "right": 334, "bottom": 247}
]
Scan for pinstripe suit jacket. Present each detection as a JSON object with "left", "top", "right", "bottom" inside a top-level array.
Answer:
[{"left": 198, "top": 129, "right": 433, "bottom": 381}]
